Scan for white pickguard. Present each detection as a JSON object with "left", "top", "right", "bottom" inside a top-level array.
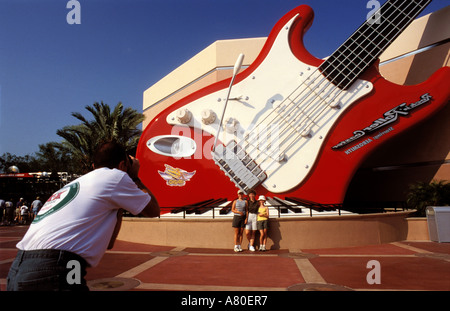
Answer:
[{"left": 166, "top": 14, "right": 373, "bottom": 193}]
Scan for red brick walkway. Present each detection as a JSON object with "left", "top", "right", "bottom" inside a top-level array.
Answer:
[{"left": 1, "top": 225, "right": 449, "bottom": 291}]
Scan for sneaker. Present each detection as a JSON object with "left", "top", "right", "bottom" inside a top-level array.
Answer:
[
  {"left": 249, "top": 245, "right": 255, "bottom": 252},
  {"left": 238, "top": 245, "right": 243, "bottom": 252},
  {"left": 234, "top": 246, "right": 240, "bottom": 252}
]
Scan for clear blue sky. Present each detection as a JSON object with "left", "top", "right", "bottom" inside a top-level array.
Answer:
[{"left": 0, "top": 0, "right": 448, "bottom": 156}]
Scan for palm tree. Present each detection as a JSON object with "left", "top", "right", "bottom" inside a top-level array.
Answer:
[
  {"left": 35, "top": 142, "right": 81, "bottom": 175},
  {"left": 406, "top": 180, "right": 450, "bottom": 216},
  {"left": 57, "top": 102, "right": 145, "bottom": 173}
]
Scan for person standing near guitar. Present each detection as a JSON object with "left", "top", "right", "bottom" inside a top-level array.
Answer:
[
  {"left": 257, "top": 196, "right": 269, "bottom": 252},
  {"left": 245, "top": 190, "right": 259, "bottom": 252},
  {"left": 231, "top": 190, "right": 248, "bottom": 252}
]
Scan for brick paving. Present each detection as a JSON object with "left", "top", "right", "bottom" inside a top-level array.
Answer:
[{"left": 1, "top": 225, "right": 449, "bottom": 291}]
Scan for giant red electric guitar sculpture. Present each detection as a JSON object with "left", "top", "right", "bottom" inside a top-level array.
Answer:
[{"left": 137, "top": 0, "right": 450, "bottom": 208}]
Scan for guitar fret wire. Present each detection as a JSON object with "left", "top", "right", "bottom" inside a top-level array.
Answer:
[
  {"left": 320, "top": 0, "right": 427, "bottom": 88},
  {"left": 239, "top": 0, "right": 408, "bottom": 151},
  {"left": 251, "top": 0, "right": 421, "bottom": 154},
  {"left": 227, "top": 0, "right": 430, "bottom": 181},
  {"left": 238, "top": 0, "right": 416, "bottom": 174},
  {"left": 321, "top": 1, "right": 422, "bottom": 86},
  {"left": 231, "top": 2, "right": 428, "bottom": 182},
  {"left": 252, "top": 1, "right": 430, "bottom": 174},
  {"left": 251, "top": 2, "right": 426, "bottom": 174},
  {"left": 320, "top": 0, "right": 428, "bottom": 80},
  {"left": 273, "top": 1, "right": 424, "bottom": 145}
]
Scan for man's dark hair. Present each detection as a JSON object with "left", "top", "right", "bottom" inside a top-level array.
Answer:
[{"left": 92, "top": 141, "right": 128, "bottom": 169}]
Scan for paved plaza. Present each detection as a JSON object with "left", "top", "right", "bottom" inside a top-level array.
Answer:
[{"left": 1, "top": 225, "right": 449, "bottom": 292}]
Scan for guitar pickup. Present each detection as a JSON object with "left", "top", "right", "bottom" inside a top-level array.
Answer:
[{"left": 212, "top": 141, "right": 267, "bottom": 194}]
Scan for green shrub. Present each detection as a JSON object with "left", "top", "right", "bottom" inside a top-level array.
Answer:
[{"left": 406, "top": 180, "right": 450, "bottom": 217}]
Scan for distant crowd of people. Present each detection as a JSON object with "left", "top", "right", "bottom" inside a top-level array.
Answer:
[
  {"left": 0, "top": 196, "right": 43, "bottom": 225},
  {"left": 231, "top": 189, "right": 269, "bottom": 252}
]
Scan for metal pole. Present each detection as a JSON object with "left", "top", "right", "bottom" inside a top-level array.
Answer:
[{"left": 212, "top": 53, "right": 245, "bottom": 152}]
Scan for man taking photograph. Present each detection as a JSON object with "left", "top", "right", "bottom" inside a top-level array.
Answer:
[{"left": 7, "top": 140, "right": 159, "bottom": 291}]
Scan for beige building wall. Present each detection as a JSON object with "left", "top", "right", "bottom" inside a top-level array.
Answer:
[
  {"left": 118, "top": 212, "right": 421, "bottom": 250},
  {"left": 142, "top": 7, "right": 450, "bottom": 203},
  {"left": 142, "top": 38, "right": 266, "bottom": 128}
]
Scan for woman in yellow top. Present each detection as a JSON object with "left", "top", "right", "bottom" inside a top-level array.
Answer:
[{"left": 257, "top": 195, "right": 269, "bottom": 251}]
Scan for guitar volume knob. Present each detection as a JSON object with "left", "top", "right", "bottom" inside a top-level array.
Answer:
[
  {"left": 176, "top": 109, "right": 192, "bottom": 124},
  {"left": 201, "top": 109, "right": 216, "bottom": 125}
]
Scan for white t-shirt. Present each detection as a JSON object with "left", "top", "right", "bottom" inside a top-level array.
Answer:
[
  {"left": 20, "top": 205, "right": 29, "bottom": 215},
  {"left": 17, "top": 168, "right": 151, "bottom": 267}
]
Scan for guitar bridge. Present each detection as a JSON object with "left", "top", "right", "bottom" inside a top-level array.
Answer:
[{"left": 212, "top": 141, "right": 267, "bottom": 194}]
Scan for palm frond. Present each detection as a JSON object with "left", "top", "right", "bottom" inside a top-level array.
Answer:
[{"left": 56, "top": 102, "right": 144, "bottom": 172}]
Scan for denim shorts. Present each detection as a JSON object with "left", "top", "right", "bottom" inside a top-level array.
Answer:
[{"left": 7, "top": 249, "right": 89, "bottom": 291}]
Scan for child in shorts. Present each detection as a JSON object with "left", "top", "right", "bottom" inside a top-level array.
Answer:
[{"left": 257, "top": 195, "right": 269, "bottom": 251}]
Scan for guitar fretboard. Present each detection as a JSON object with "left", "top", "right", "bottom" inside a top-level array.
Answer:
[{"left": 320, "top": 0, "right": 432, "bottom": 89}]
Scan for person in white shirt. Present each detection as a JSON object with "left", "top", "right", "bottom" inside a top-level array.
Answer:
[
  {"left": 19, "top": 204, "right": 29, "bottom": 224},
  {"left": 30, "top": 197, "right": 43, "bottom": 221},
  {"left": 7, "top": 141, "right": 160, "bottom": 291}
]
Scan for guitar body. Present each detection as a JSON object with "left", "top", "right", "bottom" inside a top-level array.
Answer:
[{"left": 137, "top": 5, "right": 450, "bottom": 207}]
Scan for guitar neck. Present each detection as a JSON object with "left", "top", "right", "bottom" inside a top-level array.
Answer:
[{"left": 320, "top": 0, "right": 432, "bottom": 89}]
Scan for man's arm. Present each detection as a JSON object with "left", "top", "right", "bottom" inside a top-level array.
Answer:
[
  {"left": 107, "top": 208, "right": 123, "bottom": 249},
  {"left": 107, "top": 182, "right": 159, "bottom": 250},
  {"left": 125, "top": 155, "right": 160, "bottom": 218},
  {"left": 132, "top": 177, "right": 160, "bottom": 218}
]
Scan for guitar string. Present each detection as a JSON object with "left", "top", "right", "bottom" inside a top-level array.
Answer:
[
  {"left": 218, "top": 0, "right": 429, "bottom": 186},
  {"left": 271, "top": 1, "right": 428, "bottom": 157},
  {"left": 232, "top": 1, "right": 384, "bottom": 156},
  {"left": 238, "top": 1, "right": 404, "bottom": 155},
  {"left": 252, "top": 0, "right": 429, "bottom": 177},
  {"left": 264, "top": 0, "right": 426, "bottom": 152},
  {"left": 232, "top": 0, "right": 409, "bottom": 162},
  {"left": 230, "top": 0, "right": 423, "bottom": 182}
]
